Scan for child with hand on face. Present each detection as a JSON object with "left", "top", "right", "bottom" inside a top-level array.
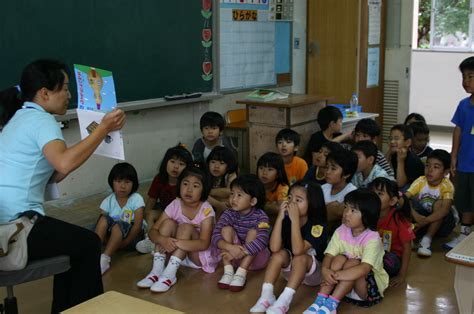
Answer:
[
  {"left": 251, "top": 180, "right": 328, "bottom": 314},
  {"left": 137, "top": 165, "right": 218, "bottom": 292},
  {"left": 370, "top": 177, "right": 415, "bottom": 287},
  {"left": 95, "top": 163, "right": 145, "bottom": 275},
  {"left": 207, "top": 146, "right": 238, "bottom": 216},
  {"left": 257, "top": 152, "right": 290, "bottom": 217},
  {"left": 212, "top": 174, "right": 270, "bottom": 292},
  {"left": 304, "top": 142, "right": 344, "bottom": 186},
  {"left": 304, "top": 189, "right": 388, "bottom": 314},
  {"left": 386, "top": 124, "right": 424, "bottom": 190}
]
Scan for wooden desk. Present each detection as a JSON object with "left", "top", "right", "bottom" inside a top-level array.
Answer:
[
  {"left": 62, "top": 291, "right": 184, "bottom": 314},
  {"left": 237, "top": 94, "right": 330, "bottom": 172},
  {"left": 445, "top": 233, "right": 474, "bottom": 314}
]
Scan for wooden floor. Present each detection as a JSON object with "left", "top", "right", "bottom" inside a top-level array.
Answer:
[{"left": 1, "top": 183, "right": 459, "bottom": 313}]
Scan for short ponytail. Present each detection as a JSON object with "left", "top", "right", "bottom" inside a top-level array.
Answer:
[{"left": 0, "top": 87, "right": 23, "bottom": 126}]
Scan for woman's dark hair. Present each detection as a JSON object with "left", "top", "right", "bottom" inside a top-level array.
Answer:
[
  {"left": 108, "top": 162, "right": 139, "bottom": 195},
  {"left": 290, "top": 180, "right": 327, "bottom": 225},
  {"left": 230, "top": 174, "right": 266, "bottom": 209},
  {"left": 344, "top": 189, "right": 381, "bottom": 231},
  {"left": 207, "top": 146, "right": 239, "bottom": 187},
  {"left": 256, "top": 152, "right": 289, "bottom": 192},
  {"left": 176, "top": 164, "right": 212, "bottom": 201},
  {"left": 369, "top": 177, "right": 411, "bottom": 223},
  {"left": 404, "top": 112, "right": 426, "bottom": 125},
  {"left": 0, "top": 59, "right": 69, "bottom": 126},
  {"left": 158, "top": 145, "right": 193, "bottom": 183}
]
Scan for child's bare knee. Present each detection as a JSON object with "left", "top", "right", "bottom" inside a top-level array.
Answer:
[
  {"left": 330, "top": 255, "right": 347, "bottom": 270},
  {"left": 176, "top": 223, "right": 194, "bottom": 238},
  {"left": 221, "top": 225, "right": 235, "bottom": 236},
  {"left": 343, "top": 258, "right": 361, "bottom": 269},
  {"left": 271, "top": 250, "right": 290, "bottom": 264},
  {"left": 245, "top": 229, "right": 257, "bottom": 242}
]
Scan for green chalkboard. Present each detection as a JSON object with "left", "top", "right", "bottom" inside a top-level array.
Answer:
[{"left": 0, "top": 0, "right": 214, "bottom": 109}]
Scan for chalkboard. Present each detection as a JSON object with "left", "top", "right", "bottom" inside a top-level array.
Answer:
[{"left": 0, "top": 0, "right": 214, "bottom": 108}]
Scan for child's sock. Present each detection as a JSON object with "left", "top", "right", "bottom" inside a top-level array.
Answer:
[
  {"left": 218, "top": 265, "right": 235, "bottom": 288},
  {"left": 262, "top": 282, "right": 275, "bottom": 299},
  {"left": 161, "top": 255, "right": 182, "bottom": 280},
  {"left": 420, "top": 235, "right": 432, "bottom": 247},
  {"left": 151, "top": 252, "right": 166, "bottom": 275},
  {"left": 321, "top": 295, "right": 340, "bottom": 312},
  {"left": 100, "top": 254, "right": 111, "bottom": 275},
  {"left": 229, "top": 267, "right": 247, "bottom": 291},
  {"left": 461, "top": 224, "right": 472, "bottom": 235},
  {"left": 273, "top": 287, "right": 295, "bottom": 308},
  {"left": 303, "top": 293, "right": 328, "bottom": 313}
]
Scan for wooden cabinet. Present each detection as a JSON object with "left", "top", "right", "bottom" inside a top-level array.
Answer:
[{"left": 236, "top": 94, "right": 330, "bottom": 172}]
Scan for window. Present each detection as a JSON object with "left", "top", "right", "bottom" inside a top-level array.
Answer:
[{"left": 417, "top": 0, "right": 472, "bottom": 50}]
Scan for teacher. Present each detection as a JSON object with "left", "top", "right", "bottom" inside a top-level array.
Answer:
[{"left": 0, "top": 59, "right": 125, "bottom": 313}]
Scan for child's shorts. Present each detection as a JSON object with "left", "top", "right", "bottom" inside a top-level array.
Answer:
[
  {"left": 411, "top": 200, "right": 455, "bottom": 237},
  {"left": 454, "top": 171, "right": 474, "bottom": 214},
  {"left": 383, "top": 251, "right": 401, "bottom": 277},
  {"left": 230, "top": 234, "right": 270, "bottom": 270},
  {"left": 344, "top": 271, "right": 383, "bottom": 307},
  {"left": 281, "top": 249, "right": 321, "bottom": 286},
  {"left": 103, "top": 215, "right": 133, "bottom": 238}
]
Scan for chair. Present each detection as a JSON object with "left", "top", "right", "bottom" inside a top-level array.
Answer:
[
  {"left": 0, "top": 255, "right": 70, "bottom": 314},
  {"left": 224, "top": 109, "right": 249, "bottom": 173}
]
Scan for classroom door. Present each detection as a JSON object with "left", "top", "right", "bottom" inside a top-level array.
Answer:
[{"left": 307, "top": 0, "right": 359, "bottom": 104}]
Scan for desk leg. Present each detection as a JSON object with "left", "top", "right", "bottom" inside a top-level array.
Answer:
[{"left": 454, "top": 265, "right": 474, "bottom": 314}]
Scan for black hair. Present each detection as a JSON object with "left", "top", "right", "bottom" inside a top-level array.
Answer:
[
  {"left": 352, "top": 140, "right": 378, "bottom": 160},
  {"left": 404, "top": 112, "right": 426, "bottom": 125},
  {"left": 200, "top": 111, "right": 226, "bottom": 131},
  {"left": 207, "top": 146, "right": 239, "bottom": 187},
  {"left": 326, "top": 149, "right": 358, "bottom": 182},
  {"left": 369, "top": 177, "right": 411, "bottom": 223},
  {"left": 344, "top": 188, "right": 381, "bottom": 231},
  {"left": 391, "top": 124, "right": 414, "bottom": 140},
  {"left": 317, "top": 106, "right": 343, "bottom": 131},
  {"left": 257, "top": 152, "right": 290, "bottom": 191},
  {"left": 176, "top": 164, "right": 212, "bottom": 201},
  {"left": 0, "top": 59, "right": 69, "bottom": 126},
  {"left": 275, "top": 128, "right": 301, "bottom": 146},
  {"left": 410, "top": 121, "right": 430, "bottom": 136},
  {"left": 108, "top": 162, "right": 139, "bottom": 195},
  {"left": 354, "top": 118, "right": 381, "bottom": 138},
  {"left": 290, "top": 180, "right": 327, "bottom": 225},
  {"left": 320, "top": 141, "right": 344, "bottom": 154},
  {"left": 230, "top": 174, "right": 266, "bottom": 209},
  {"left": 158, "top": 145, "right": 193, "bottom": 183},
  {"left": 427, "top": 149, "right": 451, "bottom": 170},
  {"left": 459, "top": 56, "right": 474, "bottom": 73}
]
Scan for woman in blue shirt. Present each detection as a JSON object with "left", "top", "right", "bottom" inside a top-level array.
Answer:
[{"left": 0, "top": 59, "right": 125, "bottom": 313}]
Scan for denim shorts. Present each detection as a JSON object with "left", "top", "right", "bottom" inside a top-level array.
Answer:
[
  {"left": 411, "top": 200, "right": 455, "bottom": 237},
  {"left": 103, "top": 215, "right": 132, "bottom": 238}
]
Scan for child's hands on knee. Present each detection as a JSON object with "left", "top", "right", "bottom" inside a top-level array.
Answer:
[
  {"left": 321, "top": 267, "right": 338, "bottom": 285},
  {"left": 160, "top": 236, "right": 178, "bottom": 252},
  {"left": 227, "top": 244, "right": 246, "bottom": 259}
]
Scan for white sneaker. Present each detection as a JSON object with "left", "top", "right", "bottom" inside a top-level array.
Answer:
[
  {"left": 136, "top": 238, "right": 155, "bottom": 254},
  {"left": 417, "top": 243, "right": 432, "bottom": 257},
  {"left": 250, "top": 296, "right": 276, "bottom": 313},
  {"left": 444, "top": 233, "right": 467, "bottom": 250},
  {"left": 229, "top": 273, "right": 246, "bottom": 292},
  {"left": 136, "top": 272, "right": 161, "bottom": 288},
  {"left": 266, "top": 303, "right": 288, "bottom": 314},
  {"left": 217, "top": 272, "right": 234, "bottom": 289},
  {"left": 150, "top": 276, "right": 177, "bottom": 292}
]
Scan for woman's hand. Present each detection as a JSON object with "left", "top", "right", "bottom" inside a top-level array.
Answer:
[{"left": 100, "top": 109, "right": 126, "bottom": 133}]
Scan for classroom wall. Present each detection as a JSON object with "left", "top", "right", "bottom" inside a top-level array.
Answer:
[
  {"left": 409, "top": 51, "right": 469, "bottom": 127},
  {"left": 52, "top": 0, "right": 308, "bottom": 201}
]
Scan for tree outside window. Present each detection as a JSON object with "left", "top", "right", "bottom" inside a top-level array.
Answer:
[{"left": 417, "top": 0, "right": 471, "bottom": 50}]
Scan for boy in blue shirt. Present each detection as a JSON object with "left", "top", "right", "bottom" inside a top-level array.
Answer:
[{"left": 445, "top": 56, "right": 474, "bottom": 249}]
